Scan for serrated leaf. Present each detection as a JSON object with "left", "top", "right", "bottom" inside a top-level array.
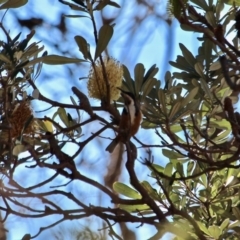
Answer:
[
  {"left": 0, "top": 0, "right": 28, "bottom": 9},
  {"left": 75, "top": 36, "right": 89, "bottom": 60},
  {"left": 113, "top": 182, "right": 141, "bottom": 199},
  {"left": 94, "top": 25, "right": 113, "bottom": 60}
]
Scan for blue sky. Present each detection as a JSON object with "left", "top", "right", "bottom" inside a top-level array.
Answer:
[{"left": 0, "top": 0, "right": 225, "bottom": 239}]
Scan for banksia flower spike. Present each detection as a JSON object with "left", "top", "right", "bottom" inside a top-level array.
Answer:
[
  {"left": 7, "top": 101, "right": 38, "bottom": 139},
  {"left": 88, "top": 57, "right": 123, "bottom": 101}
]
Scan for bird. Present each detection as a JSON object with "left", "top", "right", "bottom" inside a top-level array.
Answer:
[{"left": 105, "top": 89, "right": 142, "bottom": 153}]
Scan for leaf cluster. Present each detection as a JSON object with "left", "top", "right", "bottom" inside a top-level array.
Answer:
[{"left": 2, "top": 0, "right": 240, "bottom": 240}]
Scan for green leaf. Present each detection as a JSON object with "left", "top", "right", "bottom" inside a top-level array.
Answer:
[
  {"left": 94, "top": 0, "right": 109, "bottom": 10},
  {"left": 119, "top": 204, "right": 149, "bottom": 212},
  {"left": 64, "top": 14, "right": 88, "bottom": 18},
  {"left": 176, "top": 163, "right": 184, "bottom": 176},
  {"left": 70, "top": 96, "right": 80, "bottom": 122},
  {"left": 200, "top": 78, "right": 212, "bottom": 100},
  {"left": 13, "top": 144, "right": 27, "bottom": 156},
  {"left": 162, "top": 149, "right": 182, "bottom": 159},
  {"left": 55, "top": 107, "right": 69, "bottom": 127},
  {"left": 94, "top": 25, "right": 113, "bottom": 60},
  {"left": 205, "top": 11, "right": 216, "bottom": 27},
  {"left": 232, "top": 207, "right": 240, "bottom": 220},
  {"left": 181, "top": 87, "right": 199, "bottom": 108},
  {"left": 179, "top": 43, "right": 196, "bottom": 67},
  {"left": 108, "top": 1, "right": 120, "bottom": 8},
  {"left": 223, "top": 0, "right": 240, "bottom": 6},
  {"left": 143, "top": 64, "right": 159, "bottom": 83},
  {"left": 220, "top": 218, "right": 229, "bottom": 231},
  {"left": 42, "top": 120, "right": 53, "bottom": 133},
  {"left": 74, "top": 36, "right": 89, "bottom": 60},
  {"left": 141, "top": 77, "right": 157, "bottom": 99},
  {"left": 191, "top": 0, "right": 208, "bottom": 10},
  {"left": 209, "top": 61, "right": 221, "bottom": 71},
  {"left": 134, "top": 63, "right": 145, "bottom": 95},
  {"left": 194, "top": 62, "right": 205, "bottom": 78},
  {"left": 151, "top": 164, "right": 164, "bottom": 173},
  {"left": 208, "top": 225, "right": 221, "bottom": 239},
  {"left": 158, "top": 89, "right": 167, "bottom": 114},
  {"left": 168, "top": 101, "right": 181, "bottom": 121},
  {"left": 0, "top": 0, "right": 27, "bottom": 9},
  {"left": 122, "top": 65, "right": 135, "bottom": 93},
  {"left": 59, "top": 0, "right": 87, "bottom": 12},
  {"left": 21, "top": 234, "right": 31, "bottom": 240},
  {"left": 164, "top": 162, "right": 173, "bottom": 177},
  {"left": 42, "top": 55, "right": 85, "bottom": 65},
  {"left": 187, "top": 161, "right": 194, "bottom": 176},
  {"left": 0, "top": 53, "right": 11, "bottom": 63},
  {"left": 113, "top": 182, "right": 141, "bottom": 199},
  {"left": 197, "top": 221, "right": 210, "bottom": 235},
  {"left": 141, "top": 181, "right": 160, "bottom": 200},
  {"left": 229, "top": 220, "right": 240, "bottom": 228},
  {"left": 200, "top": 174, "right": 208, "bottom": 188},
  {"left": 94, "top": 0, "right": 120, "bottom": 10}
]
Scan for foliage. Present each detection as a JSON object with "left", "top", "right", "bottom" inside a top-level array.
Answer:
[{"left": 0, "top": 0, "right": 240, "bottom": 239}]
